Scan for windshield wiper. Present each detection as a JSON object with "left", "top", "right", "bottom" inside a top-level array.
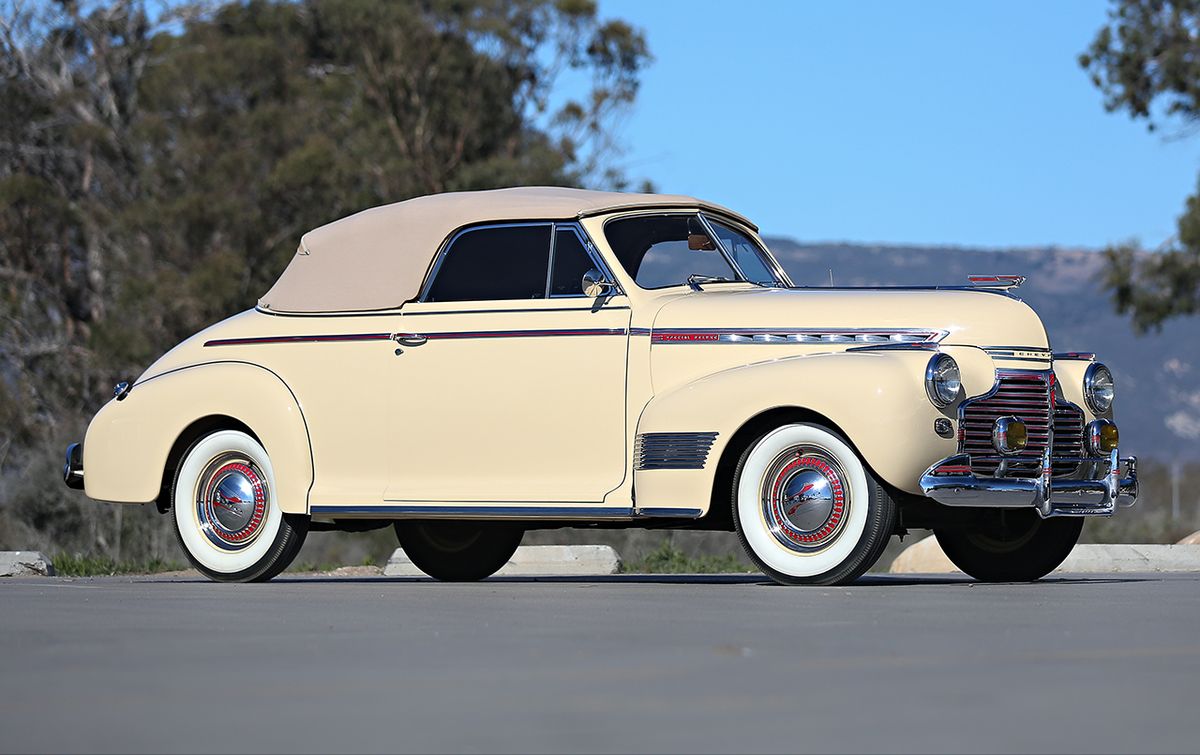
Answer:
[{"left": 686, "top": 274, "right": 735, "bottom": 291}]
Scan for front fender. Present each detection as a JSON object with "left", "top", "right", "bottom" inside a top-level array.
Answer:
[
  {"left": 82, "top": 361, "right": 313, "bottom": 513},
  {"left": 634, "top": 348, "right": 995, "bottom": 509}
]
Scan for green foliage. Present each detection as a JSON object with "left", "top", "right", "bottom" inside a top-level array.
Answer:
[
  {"left": 0, "top": 0, "right": 648, "bottom": 560},
  {"left": 1081, "top": 1, "right": 1200, "bottom": 330},
  {"left": 52, "top": 553, "right": 185, "bottom": 577},
  {"left": 621, "top": 542, "right": 755, "bottom": 575},
  {"left": 1079, "top": 0, "right": 1200, "bottom": 129}
]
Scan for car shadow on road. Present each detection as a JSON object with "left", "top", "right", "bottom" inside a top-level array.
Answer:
[{"left": 213, "top": 573, "right": 1162, "bottom": 587}]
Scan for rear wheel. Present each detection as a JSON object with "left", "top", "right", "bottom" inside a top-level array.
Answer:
[
  {"left": 934, "top": 511, "right": 1083, "bottom": 582},
  {"left": 732, "top": 423, "right": 896, "bottom": 585},
  {"left": 171, "top": 430, "right": 307, "bottom": 583},
  {"left": 394, "top": 521, "right": 523, "bottom": 581}
]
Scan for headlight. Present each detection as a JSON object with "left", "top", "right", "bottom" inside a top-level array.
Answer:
[
  {"left": 925, "top": 353, "right": 961, "bottom": 408},
  {"left": 1084, "top": 362, "right": 1114, "bottom": 414}
]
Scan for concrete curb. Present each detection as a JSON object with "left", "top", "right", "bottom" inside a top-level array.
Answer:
[
  {"left": 0, "top": 551, "right": 55, "bottom": 577},
  {"left": 890, "top": 535, "right": 1200, "bottom": 574},
  {"left": 384, "top": 544, "right": 621, "bottom": 577}
]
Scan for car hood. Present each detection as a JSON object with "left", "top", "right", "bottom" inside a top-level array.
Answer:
[{"left": 649, "top": 286, "right": 1049, "bottom": 349}]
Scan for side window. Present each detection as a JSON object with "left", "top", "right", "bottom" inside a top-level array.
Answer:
[
  {"left": 425, "top": 225, "right": 551, "bottom": 303},
  {"left": 549, "top": 228, "right": 598, "bottom": 297}
]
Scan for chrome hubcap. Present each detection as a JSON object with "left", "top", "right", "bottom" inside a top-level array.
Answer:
[
  {"left": 195, "top": 454, "right": 268, "bottom": 551},
  {"left": 761, "top": 446, "right": 849, "bottom": 552}
]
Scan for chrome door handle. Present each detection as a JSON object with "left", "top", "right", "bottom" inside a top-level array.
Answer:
[{"left": 392, "top": 333, "right": 428, "bottom": 347}]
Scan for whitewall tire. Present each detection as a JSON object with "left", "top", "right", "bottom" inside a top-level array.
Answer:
[
  {"left": 171, "top": 430, "right": 307, "bottom": 582},
  {"left": 732, "top": 423, "right": 896, "bottom": 585}
]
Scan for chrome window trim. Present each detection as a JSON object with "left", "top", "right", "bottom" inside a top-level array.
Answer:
[
  {"left": 700, "top": 212, "right": 794, "bottom": 288},
  {"left": 403, "top": 305, "right": 630, "bottom": 317},
  {"left": 547, "top": 222, "right": 623, "bottom": 299},
  {"left": 418, "top": 221, "right": 553, "bottom": 304},
  {"left": 600, "top": 210, "right": 789, "bottom": 292},
  {"left": 418, "top": 220, "right": 622, "bottom": 304}
]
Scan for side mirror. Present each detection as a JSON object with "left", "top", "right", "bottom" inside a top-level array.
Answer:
[{"left": 582, "top": 268, "right": 615, "bottom": 298}]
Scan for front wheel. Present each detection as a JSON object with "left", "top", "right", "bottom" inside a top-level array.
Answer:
[
  {"left": 934, "top": 511, "right": 1083, "bottom": 582},
  {"left": 394, "top": 521, "right": 523, "bottom": 581},
  {"left": 171, "top": 429, "right": 308, "bottom": 582},
  {"left": 732, "top": 423, "right": 897, "bottom": 585}
]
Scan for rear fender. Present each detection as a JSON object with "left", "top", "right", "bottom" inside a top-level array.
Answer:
[{"left": 82, "top": 362, "right": 313, "bottom": 514}]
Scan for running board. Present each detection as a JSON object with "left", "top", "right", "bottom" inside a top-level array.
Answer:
[{"left": 309, "top": 504, "right": 704, "bottom": 521}]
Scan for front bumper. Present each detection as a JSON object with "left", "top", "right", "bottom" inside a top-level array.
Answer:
[{"left": 920, "top": 447, "right": 1138, "bottom": 517}]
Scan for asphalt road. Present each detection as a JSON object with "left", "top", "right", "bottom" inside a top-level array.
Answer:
[{"left": 1, "top": 572, "right": 1197, "bottom": 754}]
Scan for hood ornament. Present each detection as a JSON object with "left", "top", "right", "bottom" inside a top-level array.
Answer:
[{"left": 967, "top": 274, "right": 1026, "bottom": 290}]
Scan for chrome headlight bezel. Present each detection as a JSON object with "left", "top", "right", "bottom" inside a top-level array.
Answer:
[
  {"left": 1083, "top": 362, "right": 1114, "bottom": 414},
  {"left": 925, "top": 353, "right": 961, "bottom": 408}
]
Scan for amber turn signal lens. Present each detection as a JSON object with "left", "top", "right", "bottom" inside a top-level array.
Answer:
[{"left": 1087, "top": 419, "right": 1119, "bottom": 455}]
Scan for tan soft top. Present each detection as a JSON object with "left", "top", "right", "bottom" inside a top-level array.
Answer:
[{"left": 258, "top": 186, "right": 753, "bottom": 314}]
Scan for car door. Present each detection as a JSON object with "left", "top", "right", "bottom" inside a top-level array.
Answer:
[{"left": 385, "top": 222, "right": 632, "bottom": 504}]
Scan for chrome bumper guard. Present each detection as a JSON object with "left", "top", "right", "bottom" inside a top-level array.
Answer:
[
  {"left": 919, "top": 447, "right": 1138, "bottom": 518},
  {"left": 63, "top": 442, "right": 84, "bottom": 490}
]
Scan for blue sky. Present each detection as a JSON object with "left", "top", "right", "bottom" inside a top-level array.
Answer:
[{"left": 597, "top": 0, "right": 1197, "bottom": 249}]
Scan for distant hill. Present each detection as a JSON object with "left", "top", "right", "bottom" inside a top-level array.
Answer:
[{"left": 763, "top": 238, "right": 1200, "bottom": 462}]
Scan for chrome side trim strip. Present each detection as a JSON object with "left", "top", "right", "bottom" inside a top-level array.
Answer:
[
  {"left": 205, "top": 333, "right": 392, "bottom": 347},
  {"left": 206, "top": 328, "right": 629, "bottom": 347},
  {"left": 422, "top": 328, "right": 625, "bottom": 340},
  {"left": 991, "top": 355, "right": 1052, "bottom": 363},
  {"left": 634, "top": 507, "right": 704, "bottom": 519},
  {"left": 650, "top": 328, "right": 947, "bottom": 345},
  {"left": 312, "top": 505, "right": 634, "bottom": 519},
  {"left": 982, "top": 345, "right": 1052, "bottom": 354},
  {"left": 404, "top": 305, "right": 631, "bottom": 316},
  {"left": 846, "top": 342, "right": 939, "bottom": 353},
  {"left": 310, "top": 504, "right": 703, "bottom": 520}
]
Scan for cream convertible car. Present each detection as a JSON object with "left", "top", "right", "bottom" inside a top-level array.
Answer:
[{"left": 64, "top": 188, "right": 1138, "bottom": 584}]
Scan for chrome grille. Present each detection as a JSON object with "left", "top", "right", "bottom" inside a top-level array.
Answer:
[
  {"left": 634, "top": 432, "right": 718, "bottom": 470},
  {"left": 959, "top": 371, "right": 1051, "bottom": 479},
  {"left": 1052, "top": 402, "right": 1085, "bottom": 476}
]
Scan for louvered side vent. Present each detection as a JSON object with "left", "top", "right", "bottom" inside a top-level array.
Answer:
[
  {"left": 634, "top": 432, "right": 718, "bottom": 470},
  {"left": 1052, "top": 402, "right": 1085, "bottom": 476},
  {"left": 959, "top": 371, "right": 1051, "bottom": 479}
]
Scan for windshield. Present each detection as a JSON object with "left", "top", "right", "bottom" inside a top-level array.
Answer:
[{"left": 603, "top": 213, "right": 786, "bottom": 290}]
